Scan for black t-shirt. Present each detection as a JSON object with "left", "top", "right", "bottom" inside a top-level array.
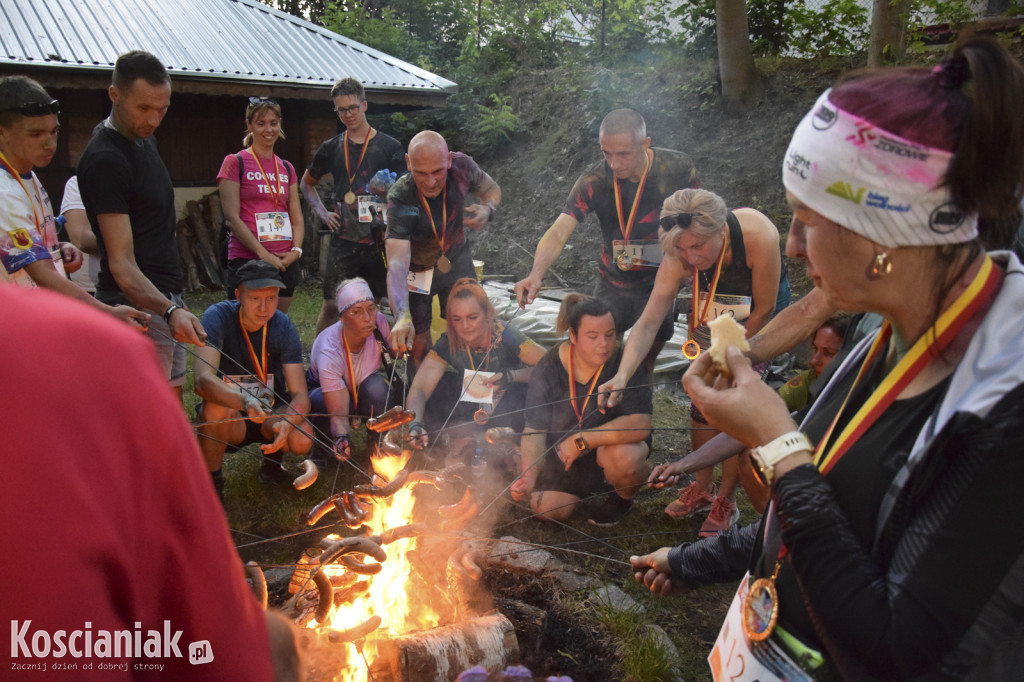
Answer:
[
  {"left": 564, "top": 148, "right": 698, "bottom": 292},
  {"left": 524, "top": 343, "right": 652, "bottom": 447},
  {"left": 77, "top": 123, "right": 183, "bottom": 296},
  {"left": 307, "top": 130, "right": 405, "bottom": 242},
  {"left": 386, "top": 153, "right": 493, "bottom": 270},
  {"left": 764, "top": 345, "right": 950, "bottom": 650}
]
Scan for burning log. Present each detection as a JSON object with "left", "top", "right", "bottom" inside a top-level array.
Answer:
[
  {"left": 245, "top": 561, "right": 268, "bottom": 609},
  {"left": 292, "top": 459, "right": 318, "bottom": 490},
  {"left": 366, "top": 406, "right": 416, "bottom": 433},
  {"left": 368, "top": 614, "right": 519, "bottom": 682}
]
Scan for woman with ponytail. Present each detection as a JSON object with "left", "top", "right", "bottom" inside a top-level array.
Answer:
[{"left": 632, "top": 37, "right": 1024, "bottom": 680}]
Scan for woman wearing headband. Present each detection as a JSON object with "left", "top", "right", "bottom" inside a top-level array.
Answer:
[
  {"left": 308, "top": 278, "right": 397, "bottom": 460},
  {"left": 602, "top": 188, "right": 789, "bottom": 536},
  {"left": 218, "top": 97, "right": 304, "bottom": 312},
  {"left": 406, "top": 278, "right": 545, "bottom": 449},
  {"left": 632, "top": 37, "right": 1024, "bottom": 680}
]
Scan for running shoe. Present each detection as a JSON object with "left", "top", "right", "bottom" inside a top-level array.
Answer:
[
  {"left": 588, "top": 493, "right": 634, "bottom": 527},
  {"left": 664, "top": 482, "right": 716, "bottom": 518},
  {"left": 699, "top": 496, "right": 740, "bottom": 537}
]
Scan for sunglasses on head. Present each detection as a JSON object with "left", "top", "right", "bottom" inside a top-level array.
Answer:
[
  {"left": 659, "top": 212, "right": 702, "bottom": 231},
  {"left": 4, "top": 99, "right": 60, "bottom": 117},
  {"left": 247, "top": 96, "right": 278, "bottom": 108}
]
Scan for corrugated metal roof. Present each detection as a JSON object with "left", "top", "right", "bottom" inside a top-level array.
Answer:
[{"left": 0, "top": 0, "right": 457, "bottom": 94}]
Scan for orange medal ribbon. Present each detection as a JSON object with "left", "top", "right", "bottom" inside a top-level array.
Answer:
[
  {"left": 341, "top": 327, "right": 360, "bottom": 412},
  {"left": 814, "top": 255, "right": 1000, "bottom": 475},
  {"left": 246, "top": 148, "right": 284, "bottom": 209},
  {"left": 238, "top": 307, "right": 269, "bottom": 385},
  {"left": 418, "top": 186, "right": 448, "bottom": 255},
  {"left": 689, "top": 231, "right": 729, "bottom": 330},
  {"left": 0, "top": 150, "right": 49, "bottom": 246},
  {"left": 343, "top": 128, "right": 374, "bottom": 198},
  {"left": 612, "top": 149, "right": 652, "bottom": 244},
  {"left": 567, "top": 345, "right": 605, "bottom": 429}
]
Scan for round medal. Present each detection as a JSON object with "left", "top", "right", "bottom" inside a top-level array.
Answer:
[
  {"left": 255, "top": 387, "right": 275, "bottom": 409},
  {"left": 741, "top": 576, "right": 779, "bottom": 642},
  {"left": 344, "top": 191, "right": 357, "bottom": 205},
  {"left": 615, "top": 250, "right": 632, "bottom": 271},
  {"left": 682, "top": 339, "right": 701, "bottom": 360},
  {"left": 473, "top": 408, "right": 490, "bottom": 425},
  {"left": 437, "top": 255, "right": 452, "bottom": 274}
]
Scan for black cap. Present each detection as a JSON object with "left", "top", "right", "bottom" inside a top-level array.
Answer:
[{"left": 236, "top": 260, "right": 286, "bottom": 290}]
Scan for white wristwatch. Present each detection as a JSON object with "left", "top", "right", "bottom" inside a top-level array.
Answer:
[
  {"left": 750, "top": 431, "right": 813, "bottom": 485},
  {"left": 290, "top": 246, "right": 303, "bottom": 255}
]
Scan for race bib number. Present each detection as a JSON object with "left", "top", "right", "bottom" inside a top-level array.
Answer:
[
  {"left": 698, "top": 292, "right": 752, "bottom": 324},
  {"left": 708, "top": 573, "right": 813, "bottom": 682},
  {"left": 407, "top": 268, "right": 433, "bottom": 296},
  {"left": 460, "top": 369, "right": 496, "bottom": 404},
  {"left": 255, "top": 212, "right": 292, "bottom": 242},
  {"left": 612, "top": 239, "right": 662, "bottom": 269},
  {"left": 357, "top": 195, "right": 387, "bottom": 223},
  {"left": 223, "top": 373, "right": 275, "bottom": 407}
]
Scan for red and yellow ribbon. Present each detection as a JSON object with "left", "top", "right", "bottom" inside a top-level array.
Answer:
[
  {"left": 612, "top": 149, "right": 652, "bottom": 244},
  {"left": 568, "top": 345, "right": 605, "bottom": 429},
  {"left": 0, "top": 150, "right": 48, "bottom": 245},
  {"left": 418, "top": 186, "right": 448, "bottom": 255},
  {"left": 343, "top": 128, "right": 374, "bottom": 200},
  {"left": 814, "top": 255, "right": 1000, "bottom": 475},
  {"left": 341, "top": 327, "right": 360, "bottom": 412},
  {"left": 239, "top": 307, "right": 269, "bottom": 385},
  {"left": 246, "top": 148, "right": 284, "bottom": 208}
]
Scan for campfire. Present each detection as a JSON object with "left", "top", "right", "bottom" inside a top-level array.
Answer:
[{"left": 249, "top": 419, "right": 522, "bottom": 681}]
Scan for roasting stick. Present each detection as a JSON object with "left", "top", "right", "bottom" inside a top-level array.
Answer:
[{"left": 147, "top": 325, "right": 375, "bottom": 481}]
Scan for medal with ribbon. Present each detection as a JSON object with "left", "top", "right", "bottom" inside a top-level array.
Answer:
[
  {"left": 343, "top": 128, "right": 374, "bottom": 205},
  {"left": 341, "top": 326, "right": 362, "bottom": 414},
  {"left": 567, "top": 345, "right": 605, "bottom": 429},
  {"left": 740, "top": 255, "right": 1001, "bottom": 644},
  {"left": 612, "top": 150, "right": 652, "bottom": 271},
  {"left": 238, "top": 307, "right": 274, "bottom": 408},
  {"left": 418, "top": 187, "right": 450, "bottom": 273},
  {"left": 682, "top": 232, "right": 729, "bottom": 360}
]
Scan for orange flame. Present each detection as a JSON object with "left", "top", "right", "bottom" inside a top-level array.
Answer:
[{"left": 310, "top": 451, "right": 440, "bottom": 682}]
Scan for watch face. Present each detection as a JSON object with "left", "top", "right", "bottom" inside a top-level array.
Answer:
[
  {"left": 574, "top": 436, "right": 587, "bottom": 452},
  {"left": 751, "top": 458, "right": 770, "bottom": 486}
]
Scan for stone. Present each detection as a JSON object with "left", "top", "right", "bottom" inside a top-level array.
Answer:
[
  {"left": 589, "top": 584, "right": 645, "bottom": 615},
  {"left": 487, "top": 535, "right": 558, "bottom": 575}
]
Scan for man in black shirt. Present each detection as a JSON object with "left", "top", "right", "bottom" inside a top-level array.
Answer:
[
  {"left": 301, "top": 77, "right": 405, "bottom": 335},
  {"left": 77, "top": 51, "right": 205, "bottom": 398}
]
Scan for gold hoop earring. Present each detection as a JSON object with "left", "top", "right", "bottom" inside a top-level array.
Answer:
[{"left": 869, "top": 252, "right": 892, "bottom": 279}]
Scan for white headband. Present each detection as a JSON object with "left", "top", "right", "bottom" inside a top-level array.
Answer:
[
  {"left": 336, "top": 280, "right": 374, "bottom": 315},
  {"left": 783, "top": 89, "right": 977, "bottom": 248}
]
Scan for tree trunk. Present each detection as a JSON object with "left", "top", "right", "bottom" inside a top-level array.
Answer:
[
  {"left": 716, "top": 0, "right": 759, "bottom": 108},
  {"left": 868, "top": 0, "right": 911, "bottom": 66}
]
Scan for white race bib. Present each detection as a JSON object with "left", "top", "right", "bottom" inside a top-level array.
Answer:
[
  {"left": 255, "top": 211, "right": 292, "bottom": 242},
  {"left": 460, "top": 369, "right": 496, "bottom": 404},
  {"left": 698, "top": 292, "right": 752, "bottom": 324},
  {"left": 708, "top": 573, "right": 813, "bottom": 682},
  {"left": 612, "top": 239, "right": 662, "bottom": 269},
  {"left": 357, "top": 195, "right": 387, "bottom": 223},
  {"left": 407, "top": 268, "right": 434, "bottom": 296},
  {"left": 223, "top": 373, "right": 275, "bottom": 407}
]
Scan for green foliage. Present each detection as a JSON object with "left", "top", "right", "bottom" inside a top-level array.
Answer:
[
  {"left": 591, "top": 600, "right": 679, "bottom": 682},
  {"left": 787, "top": 0, "right": 869, "bottom": 57},
  {"left": 906, "top": 0, "right": 978, "bottom": 53},
  {"left": 475, "top": 93, "right": 521, "bottom": 144}
]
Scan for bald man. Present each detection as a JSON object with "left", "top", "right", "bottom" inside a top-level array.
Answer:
[
  {"left": 385, "top": 131, "right": 501, "bottom": 365},
  {"left": 514, "top": 109, "right": 698, "bottom": 371}
]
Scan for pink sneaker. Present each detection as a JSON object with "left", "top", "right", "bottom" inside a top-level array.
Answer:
[
  {"left": 699, "top": 496, "right": 740, "bottom": 537},
  {"left": 665, "top": 482, "right": 716, "bottom": 519}
]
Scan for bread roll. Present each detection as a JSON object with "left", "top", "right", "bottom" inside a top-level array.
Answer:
[{"left": 707, "top": 316, "right": 749, "bottom": 373}]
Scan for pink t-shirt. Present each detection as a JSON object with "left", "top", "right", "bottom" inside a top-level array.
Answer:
[
  {"left": 217, "top": 150, "right": 297, "bottom": 259},
  {"left": 310, "top": 312, "right": 392, "bottom": 394}
]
